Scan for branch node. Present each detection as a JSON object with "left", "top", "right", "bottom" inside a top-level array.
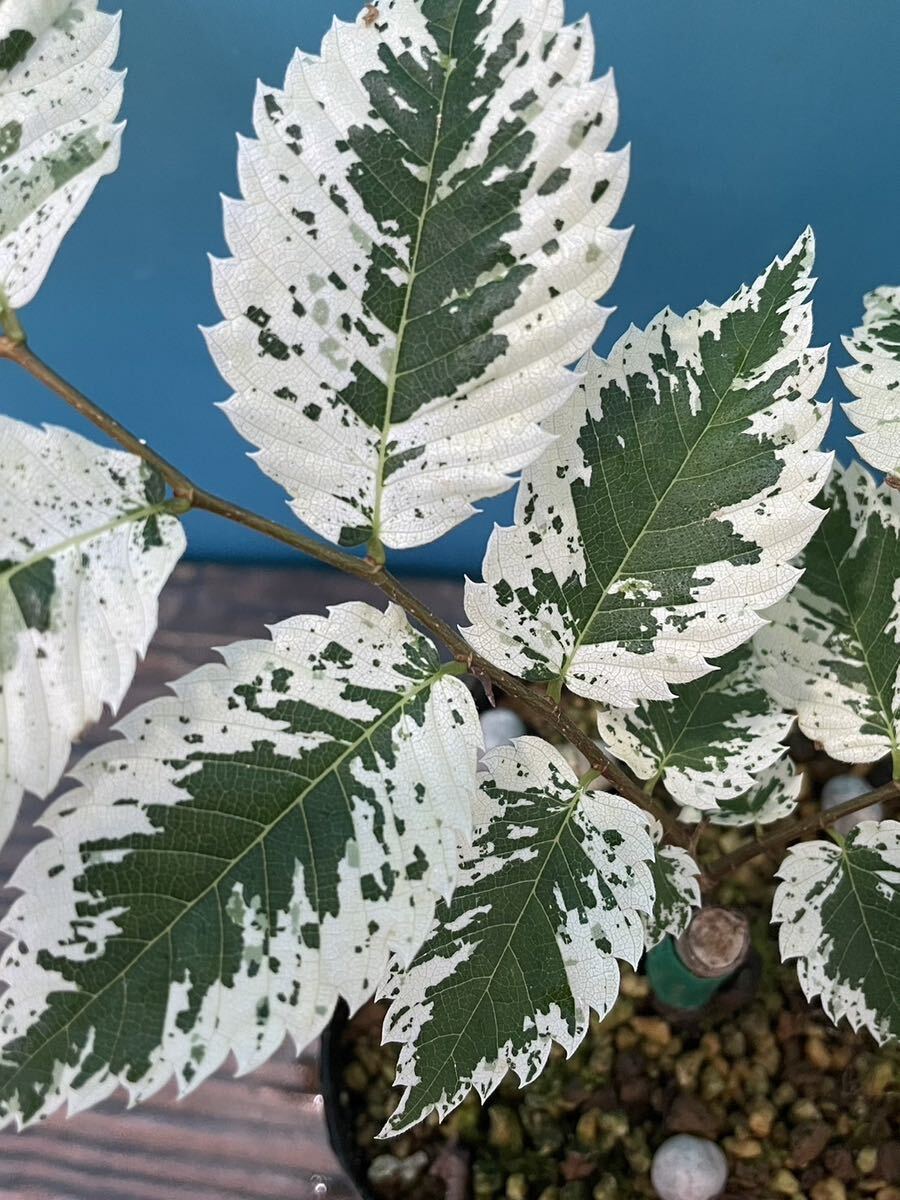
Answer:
[
  {"left": 0, "top": 294, "right": 27, "bottom": 347},
  {"left": 366, "top": 535, "right": 386, "bottom": 567},
  {"left": 171, "top": 483, "right": 195, "bottom": 508}
]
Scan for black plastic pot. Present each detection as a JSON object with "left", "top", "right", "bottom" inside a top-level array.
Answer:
[{"left": 321, "top": 1001, "right": 377, "bottom": 1200}]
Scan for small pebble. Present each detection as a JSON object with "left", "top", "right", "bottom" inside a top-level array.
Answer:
[
  {"left": 620, "top": 971, "right": 651, "bottom": 1000},
  {"left": 576, "top": 1110, "right": 602, "bottom": 1149},
  {"left": 774, "top": 1082, "right": 798, "bottom": 1108},
  {"left": 878, "top": 1141, "right": 900, "bottom": 1185},
  {"left": 700, "top": 1063, "right": 727, "bottom": 1102},
  {"left": 811, "top": 1181, "right": 847, "bottom": 1200},
  {"left": 507, "top": 1173, "right": 528, "bottom": 1200},
  {"left": 633, "top": 1016, "right": 672, "bottom": 1047},
  {"left": 650, "top": 1135, "right": 728, "bottom": 1200},
  {"left": 721, "top": 1030, "right": 747, "bottom": 1059},
  {"left": 806, "top": 1037, "right": 831, "bottom": 1070},
  {"left": 615, "top": 1027, "right": 639, "bottom": 1051},
  {"left": 791, "top": 1099, "right": 821, "bottom": 1123},
  {"left": 747, "top": 1100, "right": 776, "bottom": 1138},
  {"left": 728, "top": 1137, "right": 762, "bottom": 1159},
  {"left": 675, "top": 1050, "right": 704, "bottom": 1090},
  {"left": 865, "top": 1061, "right": 894, "bottom": 1098},
  {"left": 488, "top": 1105, "right": 524, "bottom": 1152},
  {"left": 367, "top": 1151, "right": 429, "bottom": 1188},
  {"left": 479, "top": 708, "right": 527, "bottom": 757},
  {"left": 343, "top": 1061, "right": 368, "bottom": 1091},
  {"left": 772, "top": 1168, "right": 801, "bottom": 1195},
  {"left": 821, "top": 773, "right": 883, "bottom": 835},
  {"left": 592, "top": 1177, "right": 619, "bottom": 1200}
]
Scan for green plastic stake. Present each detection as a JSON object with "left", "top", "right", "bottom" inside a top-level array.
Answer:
[{"left": 646, "top": 907, "right": 750, "bottom": 1011}]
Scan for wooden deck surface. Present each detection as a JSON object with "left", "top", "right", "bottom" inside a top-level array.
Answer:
[{"left": 0, "top": 564, "right": 464, "bottom": 1200}]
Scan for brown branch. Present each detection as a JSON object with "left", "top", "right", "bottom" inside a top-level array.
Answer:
[
  {"left": 16, "top": 329, "right": 898, "bottom": 878},
  {"left": 1, "top": 336, "right": 195, "bottom": 498},
  {"left": 705, "top": 779, "right": 900, "bottom": 882},
  {"left": 0, "top": 334, "right": 689, "bottom": 850}
]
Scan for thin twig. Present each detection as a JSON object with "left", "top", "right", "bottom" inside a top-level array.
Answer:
[
  {"left": 705, "top": 779, "right": 900, "bottom": 881},
  {"left": 1, "top": 336, "right": 195, "bottom": 496},
  {"left": 0, "top": 334, "right": 688, "bottom": 849},
  {"left": 9, "top": 330, "right": 896, "bottom": 876}
]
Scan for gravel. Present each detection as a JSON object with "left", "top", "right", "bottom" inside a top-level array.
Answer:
[{"left": 331, "top": 746, "right": 899, "bottom": 1200}]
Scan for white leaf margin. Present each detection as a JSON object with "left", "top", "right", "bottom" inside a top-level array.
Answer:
[
  {"left": 0, "top": 602, "right": 482, "bottom": 1127},
  {"left": 839, "top": 287, "right": 900, "bottom": 478},
  {"left": 0, "top": 0, "right": 124, "bottom": 309},
  {"left": 643, "top": 818, "right": 701, "bottom": 950},
  {"left": 463, "top": 232, "right": 833, "bottom": 709},
  {"left": 0, "top": 417, "right": 185, "bottom": 843},
  {"left": 206, "top": 0, "right": 630, "bottom": 551},
  {"left": 772, "top": 819, "right": 900, "bottom": 1045},
  {"left": 709, "top": 755, "right": 802, "bottom": 827}
]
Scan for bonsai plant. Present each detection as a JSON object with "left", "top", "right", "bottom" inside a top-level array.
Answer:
[{"left": 0, "top": 0, "right": 896, "bottom": 1173}]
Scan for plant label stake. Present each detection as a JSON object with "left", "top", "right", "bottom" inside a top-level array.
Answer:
[{"left": 646, "top": 908, "right": 751, "bottom": 1012}]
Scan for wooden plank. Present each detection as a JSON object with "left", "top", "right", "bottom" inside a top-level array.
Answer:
[{"left": 0, "top": 564, "right": 463, "bottom": 1200}]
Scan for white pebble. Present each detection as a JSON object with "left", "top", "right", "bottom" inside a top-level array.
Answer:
[
  {"left": 821, "top": 774, "right": 883, "bottom": 837},
  {"left": 478, "top": 707, "right": 527, "bottom": 756},
  {"left": 368, "top": 1151, "right": 428, "bottom": 1187},
  {"left": 651, "top": 1135, "right": 728, "bottom": 1200}
]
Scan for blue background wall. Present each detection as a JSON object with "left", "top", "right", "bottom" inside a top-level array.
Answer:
[{"left": 4, "top": 0, "right": 898, "bottom": 575}]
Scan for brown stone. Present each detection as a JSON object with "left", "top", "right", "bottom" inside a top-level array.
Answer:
[
  {"left": 617, "top": 1076, "right": 651, "bottom": 1117},
  {"left": 561, "top": 1153, "right": 596, "bottom": 1182},
  {"left": 789, "top": 1121, "right": 831, "bottom": 1169},
  {"left": 879, "top": 1143, "right": 900, "bottom": 1185},
  {"left": 664, "top": 1093, "right": 722, "bottom": 1138},
  {"left": 823, "top": 1146, "right": 856, "bottom": 1183}
]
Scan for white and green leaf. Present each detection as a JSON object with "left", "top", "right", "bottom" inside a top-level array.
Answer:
[
  {"left": 596, "top": 644, "right": 793, "bottom": 812},
  {"left": 0, "top": 602, "right": 479, "bottom": 1128},
  {"left": 463, "top": 232, "right": 832, "bottom": 707},
  {"left": 380, "top": 737, "right": 654, "bottom": 1134},
  {"left": 709, "top": 755, "right": 801, "bottom": 828},
  {"left": 840, "top": 287, "right": 900, "bottom": 478},
  {"left": 773, "top": 819, "right": 900, "bottom": 1044},
  {"left": 0, "top": 416, "right": 185, "bottom": 846},
  {"left": 643, "top": 819, "right": 700, "bottom": 950},
  {"left": 206, "top": 0, "right": 629, "bottom": 551},
  {"left": 755, "top": 463, "right": 900, "bottom": 765},
  {"left": 0, "top": 0, "right": 123, "bottom": 309}
]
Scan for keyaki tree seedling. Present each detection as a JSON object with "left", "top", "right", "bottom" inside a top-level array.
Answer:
[{"left": 0, "top": 0, "right": 897, "bottom": 1137}]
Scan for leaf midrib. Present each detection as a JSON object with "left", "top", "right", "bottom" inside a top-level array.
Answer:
[
  {"left": 0, "top": 503, "right": 165, "bottom": 586},
  {"left": 406, "top": 786, "right": 587, "bottom": 1117},
  {"left": 823, "top": 531, "right": 899, "bottom": 757},
  {"left": 0, "top": 667, "right": 445, "bottom": 1106},
  {"left": 369, "top": 5, "right": 463, "bottom": 547},
  {"left": 555, "top": 271, "right": 800, "bottom": 686},
  {"left": 833, "top": 848, "right": 900, "bottom": 1032}
]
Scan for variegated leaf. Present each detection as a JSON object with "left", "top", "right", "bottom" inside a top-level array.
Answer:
[
  {"left": 596, "top": 644, "right": 793, "bottom": 812},
  {"left": 381, "top": 737, "right": 654, "bottom": 1134},
  {"left": 206, "top": 0, "right": 629, "bottom": 551},
  {"left": 0, "top": 603, "right": 479, "bottom": 1128},
  {"left": 0, "top": 0, "right": 123, "bottom": 309},
  {"left": 755, "top": 463, "right": 900, "bottom": 766},
  {"left": 463, "top": 232, "right": 832, "bottom": 707},
  {"left": 0, "top": 416, "right": 184, "bottom": 846},
  {"left": 840, "top": 288, "right": 900, "bottom": 478},
  {"left": 710, "top": 755, "right": 801, "bottom": 827},
  {"left": 643, "top": 820, "right": 700, "bottom": 950},
  {"left": 773, "top": 820, "right": 900, "bottom": 1044}
]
